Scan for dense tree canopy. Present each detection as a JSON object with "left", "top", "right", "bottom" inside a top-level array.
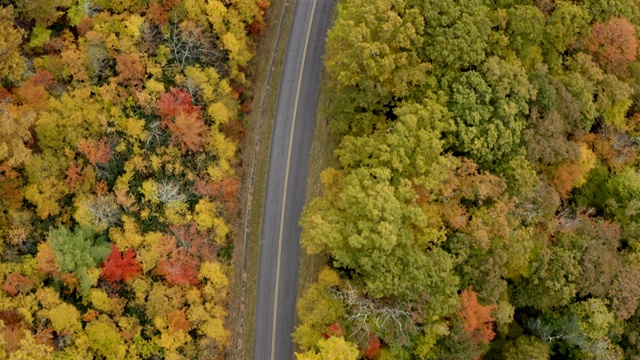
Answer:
[
  {"left": 0, "top": 0, "right": 265, "bottom": 357},
  {"left": 296, "top": 0, "right": 640, "bottom": 358}
]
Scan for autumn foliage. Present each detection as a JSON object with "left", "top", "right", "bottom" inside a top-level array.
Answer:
[
  {"left": 295, "top": 1, "right": 640, "bottom": 359},
  {"left": 458, "top": 289, "right": 496, "bottom": 345},
  {"left": 0, "top": 0, "right": 260, "bottom": 357},
  {"left": 364, "top": 334, "right": 381, "bottom": 359},
  {"left": 586, "top": 17, "right": 638, "bottom": 76},
  {"left": 168, "top": 309, "right": 190, "bottom": 333},
  {"left": 169, "top": 223, "right": 215, "bottom": 260},
  {"left": 3, "top": 273, "right": 34, "bottom": 296},
  {"left": 157, "top": 247, "right": 200, "bottom": 286},
  {"left": 157, "top": 88, "right": 201, "bottom": 119},
  {"left": 78, "top": 138, "right": 113, "bottom": 166},
  {"left": 157, "top": 88, "right": 209, "bottom": 153},
  {"left": 101, "top": 245, "right": 142, "bottom": 283},
  {"left": 323, "top": 323, "right": 343, "bottom": 338},
  {"left": 552, "top": 162, "right": 582, "bottom": 198}
]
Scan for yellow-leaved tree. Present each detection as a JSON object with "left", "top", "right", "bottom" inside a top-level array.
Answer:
[{"left": 0, "top": 6, "right": 25, "bottom": 82}]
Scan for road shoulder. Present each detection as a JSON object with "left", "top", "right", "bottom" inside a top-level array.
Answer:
[
  {"left": 294, "top": 4, "right": 340, "bottom": 353},
  {"left": 227, "top": 1, "right": 297, "bottom": 359}
]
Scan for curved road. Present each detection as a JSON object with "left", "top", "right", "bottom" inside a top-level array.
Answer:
[{"left": 253, "top": 0, "right": 334, "bottom": 359}]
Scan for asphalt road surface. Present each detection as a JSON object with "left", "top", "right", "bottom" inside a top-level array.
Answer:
[{"left": 253, "top": 0, "right": 334, "bottom": 359}]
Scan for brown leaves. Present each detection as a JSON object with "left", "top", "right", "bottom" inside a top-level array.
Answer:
[
  {"left": 170, "top": 223, "right": 215, "bottom": 261},
  {"left": 193, "top": 177, "right": 240, "bottom": 215},
  {"left": 3, "top": 273, "right": 34, "bottom": 296},
  {"left": 15, "top": 70, "right": 53, "bottom": 109},
  {"left": 0, "top": 310, "right": 27, "bottom": 354},
  {"left": 167, "top": 309, "right": 190, "bottom": 333},
  {"left": 551, "top": 162, "right": 581, "bottom": 199},
  {"left": 65, "top": 162, "right": 82, "bottom": 189},
  {"left": 116, "top": 53, "right": 145, "bottom": 88},
  {"left": 0, "top": 164, "right": 24, "bottom": 210},
  {"left": 248, "top": 1, "right": 270, "bottom": 35},
  {"left": 36, "top": 242, "right": 59, "bottom": 275}
]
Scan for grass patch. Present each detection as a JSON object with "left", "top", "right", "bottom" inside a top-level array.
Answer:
[{"left": 227, "top": 1, "right": 297, "bottom": 359}]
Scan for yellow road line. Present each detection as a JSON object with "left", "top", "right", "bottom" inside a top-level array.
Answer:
[{"left": 271, "top": 0, "right": 318, "bottom": 358}]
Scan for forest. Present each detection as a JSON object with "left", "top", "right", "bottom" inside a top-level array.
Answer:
[
  {"left": 295, "top": 0, "right": 640, "bottom": 359},
  {"left": 0, "top": 0, "right": 266, "bottom": 358}
]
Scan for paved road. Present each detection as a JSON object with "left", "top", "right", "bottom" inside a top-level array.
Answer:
[{"left": 253, "top": 0, "right": 333, "bottom": 359}]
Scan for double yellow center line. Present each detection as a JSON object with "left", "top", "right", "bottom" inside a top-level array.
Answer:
[{"left": 270, "top": 0, "right": 319, "bottom": 359}]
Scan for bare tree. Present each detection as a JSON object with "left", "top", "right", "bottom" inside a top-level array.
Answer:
[
  {"left": 167, "top": 21, "right": 226, "bottom": 70},
  {"left": 79, "top": 0, "right": 100, "bottom": 17},
  {"left": 145, "top": 120, "right": 165, "bottom": 149},
  {"left": 153, "top": 179, "right": 187, "bottom": 205},
  {"left": 330, "top": 284, "right": 416, "bottom": 344},
  {"left": 87, "top": 195, "right": 121, "bottom": 229}
]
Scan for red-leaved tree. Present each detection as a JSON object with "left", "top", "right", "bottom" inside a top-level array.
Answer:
[
  {"left": 364, "top": 333, "right": 381, "bottom": 359},
  {"left": 322, "top": 323, "right": 343, "bottom": 339},
  {"left": 101, "top": 245, "right": 142, "bottom": 283},
  {"left": 169, "top": 222, "right": 215, "bottom": 260},
  {"left": 156, "top": 247, "right": 199, "bottom": 286},
  {"left": 157, "top": 88, "right": 208, "bottom": 153},
  {"left": 157, "top": 87, "right": 200, "bottom": 119},
  {"left": 586, "top": 17, "right": 638, "bottom": 76}
]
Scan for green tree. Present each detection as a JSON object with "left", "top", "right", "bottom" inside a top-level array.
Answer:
[
  {"left": 513, "top": 233, "right": 583, "bottom": 311},
  {"left": 542, "top": 1, "right": 591, "bottom": 72},
  {"left": 595, "top": 74, "right": 633, "bottom": 129},
  {"left": 506, "top": 5, "right": 545, "bottom": 69},
  {"left": 334, "top": 100, "right": 453, "bottom": 183},
  {"left": 48, "top": 226, "right": 111, "bottom": 296},
  {"left": 85, "top": 317, "right": 127, "bottom": 359},
  {"left": 558, "top": 53, "right": 604, "bottom": 131},
  {"left": 410, "top": 0, "right": 491, "bottom": 69},
  {"left": 502, "top": 336, "right": 550, "bottom": 360},
  {"left": 301, "top": 166, "right": 458, "bottom": 307},
  {"left": 325, "top": 0, "right": 430, "bottom": 108},
  {"left": 576, "top": 0, "right": 640, "bottom": 23},
  {"left": 12, "top": 0, "right": 72, "bottom": 27},
  {"left": 605, "top": 167, "right": 640, "bottom": 225},
  {"left": 445, "top": 56, "right": 534, "bottom": 167}
]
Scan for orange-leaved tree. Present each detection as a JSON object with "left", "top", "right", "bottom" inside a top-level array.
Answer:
[
  {"left": 457, "top": 288, "right": 496, "bottom": 346},
  {"left": 157, "top": 88, "right": 208, "bottom": 153},
  {"left": 78, "top": 138, "right": 112, "bottom": 166}
]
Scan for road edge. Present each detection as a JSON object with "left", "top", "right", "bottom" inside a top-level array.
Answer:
[
  {"left": 292, "top": 3, "right": 340, "bottom": 354},
  {"left": 227, "top": 1, "right": 297, "bottom": 359}
]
